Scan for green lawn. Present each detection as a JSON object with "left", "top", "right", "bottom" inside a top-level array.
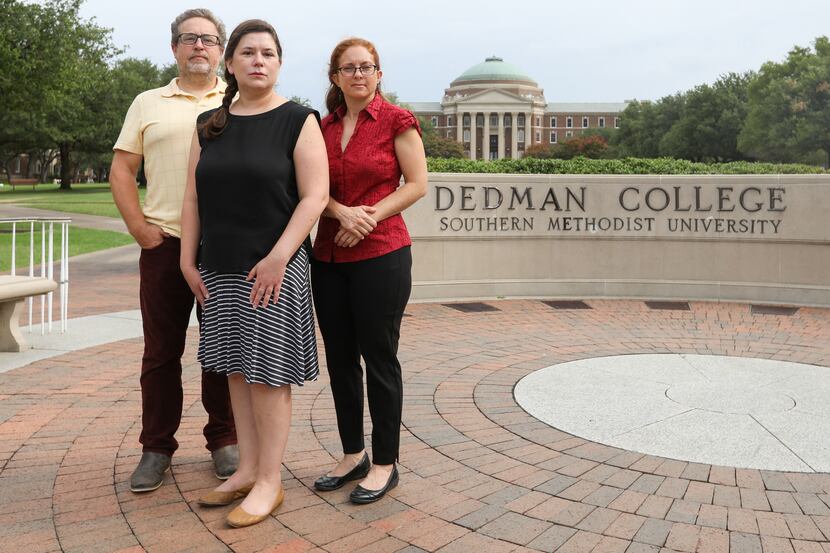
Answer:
[
  {"left": 0, "top": 224, "right": 134, "bottom": 272},
  {"left": 0, "top": 183, "right": 138, "bottom": 269},
  {"left": 0, "top": 182, "right": 144, "bottom": 218}
]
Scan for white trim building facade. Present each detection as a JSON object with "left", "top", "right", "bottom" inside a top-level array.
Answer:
[{"left": 408, "top": 56, "right": 627, "bottom": 160}]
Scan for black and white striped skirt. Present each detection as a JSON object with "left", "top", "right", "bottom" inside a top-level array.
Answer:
[{"left": 197, "top": 248, "right": 319, "bottom": 387}]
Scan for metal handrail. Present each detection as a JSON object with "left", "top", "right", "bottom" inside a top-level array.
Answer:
[{"left": 1, "top": 217, "right": 70, "bottom": 334}]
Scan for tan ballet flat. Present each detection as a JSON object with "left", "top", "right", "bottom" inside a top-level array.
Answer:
[
  {"left": 197, "top": 482, "right": 255, "bottom": 507},
  {"left": 226, "top": 487, "right": 285, "bottom": 528}
]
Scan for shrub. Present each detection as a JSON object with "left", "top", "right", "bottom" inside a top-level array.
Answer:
[
  {"left": 524, "top": 144, "right": 558, "bottom": 159},
  {"left": 557, "top": 135, "right": 608, "bottom": 159},
  {"left": 426, "top": 156, "right": 827, "bottom": 174}
]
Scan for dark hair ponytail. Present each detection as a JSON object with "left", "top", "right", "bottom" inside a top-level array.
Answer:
[
  {"left": 199, "top": 75, "right": 238, "bottom": 139},
  {"left": 198, "top": 19, "right": 282, "bottom": 139}
]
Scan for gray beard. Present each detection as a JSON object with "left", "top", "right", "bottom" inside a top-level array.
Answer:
[{"left": 185, "top": 61, "right": 211, "bottom": 75}]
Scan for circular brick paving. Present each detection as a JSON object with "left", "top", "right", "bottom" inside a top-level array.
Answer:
[
  {"left": 2, "top": 298, "right": 830, "bottom": 552},
  {"left": 515, "top": 354, "right": 830, "bottom": 473}
]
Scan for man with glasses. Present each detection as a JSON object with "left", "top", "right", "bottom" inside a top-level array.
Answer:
[{"left": 110, "top": 8, "right": 237, "bottom": 493}]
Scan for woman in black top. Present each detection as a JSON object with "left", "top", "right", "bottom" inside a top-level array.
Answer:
[{"left": 180, "top": 19, "right": 328, "bottom": 528}]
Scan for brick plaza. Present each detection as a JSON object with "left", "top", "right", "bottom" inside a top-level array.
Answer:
[{"left": 1, "top": 246, "right": 829, "bottom": 553}]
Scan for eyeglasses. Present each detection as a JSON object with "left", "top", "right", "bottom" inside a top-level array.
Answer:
[
  {"left": 337, "top": 64, "right": 378, "bottom": 77},
  {"left": 177, "top": 33, "right": 221, "bottom": 47}
]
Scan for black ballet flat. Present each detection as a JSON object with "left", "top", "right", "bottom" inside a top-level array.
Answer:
[
  {"left": 314, "top": 453, "right": 370, "bottom": 492},
  {"left": 349, "top": 465, "right": 398, "bottom": 504}
]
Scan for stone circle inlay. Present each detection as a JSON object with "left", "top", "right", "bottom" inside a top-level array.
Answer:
[{"left": 514, "top": 353, "right": 830, "bottom": 472}]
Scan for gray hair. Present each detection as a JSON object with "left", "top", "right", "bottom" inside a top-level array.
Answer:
[{"left": 170, "top": 9, "right": 227, "bottom": 47}]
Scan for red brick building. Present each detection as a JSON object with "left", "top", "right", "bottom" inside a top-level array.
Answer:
[{"left": 407, "top": 56, "right": 626, "bottom": 160}]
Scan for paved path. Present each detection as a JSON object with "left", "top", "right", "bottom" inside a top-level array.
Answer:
[
  {"left": 0, "top": 204, "right": 129, "bottom": 233},
  {"left": 1, "top": 233, "right": 829, "bottom": 552}
]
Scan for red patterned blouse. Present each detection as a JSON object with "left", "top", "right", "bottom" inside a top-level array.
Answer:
[{"left": 313, "top": 93, "right": 421, "bottom": 263}]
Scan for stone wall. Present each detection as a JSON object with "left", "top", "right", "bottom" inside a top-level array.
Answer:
[{"left": 404, "top": 174, "right": 830, "bottom": 306}]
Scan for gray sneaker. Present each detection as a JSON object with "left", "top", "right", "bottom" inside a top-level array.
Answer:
[
  {"left": 130, "top": 452, "right": 171, "bottom": 493},
  {"left": 211, "top": 444, "right": 239, "bottom": 480}
]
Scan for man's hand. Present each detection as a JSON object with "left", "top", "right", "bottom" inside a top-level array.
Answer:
[{"left": 131, "top": 222, "right": 169, "bottom": 249}]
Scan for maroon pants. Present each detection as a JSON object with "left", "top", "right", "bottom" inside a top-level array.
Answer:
[{"left": 138, "top": 236, "right": 236, "bottom": 456}]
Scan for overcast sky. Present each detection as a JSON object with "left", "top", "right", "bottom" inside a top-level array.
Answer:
[{"left": 78, "top": 0, "right": 829, "bottom": 110}]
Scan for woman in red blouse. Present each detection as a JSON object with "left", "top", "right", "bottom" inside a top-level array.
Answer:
[{"left": 311, "top": 37, "right": 427, "bottom": 504}]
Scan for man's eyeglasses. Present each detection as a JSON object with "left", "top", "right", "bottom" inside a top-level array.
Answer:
[
  {"left": 177, "top": 33, "right": 221, "bottom": 47},
  {"left": 337, "top": 64, "right": 378, "bottom": 77}
]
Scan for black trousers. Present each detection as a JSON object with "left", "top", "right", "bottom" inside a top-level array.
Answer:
[{"left": 311, "top": 246, "right": 411, "bottom": 465}]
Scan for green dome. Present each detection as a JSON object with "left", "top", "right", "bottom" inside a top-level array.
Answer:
[{"left": 452, "top": 56, "right": 536, "bottom": 85}]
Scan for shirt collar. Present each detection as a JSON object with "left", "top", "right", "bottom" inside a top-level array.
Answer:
[
  {"left": 333, "top": 92, "right": 383, "bottom": 121},
  {"left": 161, "top": 76, "right": 226, "bottom": 99}
]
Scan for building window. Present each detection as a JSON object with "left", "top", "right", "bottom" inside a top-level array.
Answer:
[
  {"left": 582, "top": 116, "right": 589, "bottom": 128},
  {"left": 446, "top": 130, "right": 451, "bottom": 139},
  {"left": 14, "top": 157, "right": 21, "bottom": 174},
  {"left": 615, "top": 117, "right": 620, "bottom": 128},
  {"left": 550, "top": 131, "right": 557, "bottom": 143},
  {"left": 431, "top": 116, "right": 438, "bottom": 127},
  {"left": 566, "top": 131, "right": 573, "bottom": 138},
  {"left": 517, "top": 129, "right": 525, "bottom": 142},
  {"left": 517, "top": 113, "right": 525, "bottom": 127},
  {"left": 447, "top": 115, "right": 453, "bottom": 126},
  {"left": 535, "top": 131, "right": 541, "bottom": 143},
  {"left": 550, "top": 116, "right": 557, "bottom": 128},
  {"left": 476, "top": 114, "right": 484, "bottom": 127},
  {"left": 504, "top": 114, "right": 512, "bottom": 127},
  {"left": 463, "top": 114, "right": 470, "bottom": 126},
  {"left": 463, "top": 129, "right": 470, "bottom": 142},
  {"left": 535, "top": 116, "right": 541, "bottom": 127},
  {"left": 599, "top": 117, "right": 605, "bottom": 128},
  {"left": 566, "top": 116, "right": 573, "bottom": 128},
  {"left": 489, "top": 113, "right": 498, "bottom": 127}
]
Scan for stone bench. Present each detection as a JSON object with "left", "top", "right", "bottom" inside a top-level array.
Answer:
[{"left": 0, "top": 276, "right": 58, "bottom": 352}]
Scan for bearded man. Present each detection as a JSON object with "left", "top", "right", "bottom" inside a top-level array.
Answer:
[{"left": 110, "top": 8, "right": 237, "bottom": 493}]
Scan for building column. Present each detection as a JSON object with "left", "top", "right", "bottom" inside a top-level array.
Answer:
[
  {"left": 469, "top": 113, "right": 477, "bottom": 160},
  {"left": 483, "top": 113, "right": 490, "bottom": 161},
  {"left": 510, "top": 112, "right": 519, "bottom": 159},
  {"left": 497, "top": 112, "right": 506, "bottom": 159},
  {"left": 456, "top": 112, "right": 463, "bottom": 146},
  {"left": 524, "top": 112, "right": 531, "bottom": 156}
]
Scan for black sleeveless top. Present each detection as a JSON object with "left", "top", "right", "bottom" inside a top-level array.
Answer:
[{"left": 196, "top": 102, "right": 319, "bottom": 272}]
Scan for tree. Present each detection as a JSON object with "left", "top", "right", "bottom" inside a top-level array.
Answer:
[
  {"left": 739, "top": 36, "right": 830, "bottom": 166},
  {"left": 558, "top": 135, "right": 609, "bottom": 159},
  {"left": 43, "top": 0, "right": 121, "bottom": 189},
  {"left": 75, "top": 58, "right": 160, "bottom": 180},
  {"left": 524, "top": 143, "right": 558, "bottom": 159},
  {"left": 525, "top": 136, "right": 608, "bottom": 160},
  {"left": 289, "top": 95, "right": 313, "bottom": 108},
  {"left": 613, "top": 94, "right": 684, "bottom": 158},
  {"left": 158, "top": 62, "right": 179, "bottom": 86},
  {"left": 661, "top": 72, "right": 753, "bottom": 162},
  {"left": 0, "top": 0, "right": 120, "bottom": 188},
  {"left": 0, "top": 0, "right": 48, "bottom": 182},
  {"left": 417, "top": 118, "right": 464, "bottom": 158},
  {"left": 381, "top": 91, "right": 411, "bottom": 110}
]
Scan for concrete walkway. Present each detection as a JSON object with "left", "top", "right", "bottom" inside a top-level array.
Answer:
[
  {"left": 0, "top": 204, "right": 129, "bottom": 233},
  {"left": 1, "top": 216, "right": 829, "bottom": 552}
]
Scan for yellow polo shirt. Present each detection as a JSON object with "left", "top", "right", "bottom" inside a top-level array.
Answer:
[{"left": 113, "top": 77, "right": 226, "bottom": 237}]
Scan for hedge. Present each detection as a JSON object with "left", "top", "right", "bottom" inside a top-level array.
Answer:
[{"left": 426, "top": 157, "right": 828, "bottom": 175}]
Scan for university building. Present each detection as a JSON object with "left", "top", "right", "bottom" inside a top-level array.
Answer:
[{"left": 407, "top": 56, "right": 627, "bottom": 160}]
